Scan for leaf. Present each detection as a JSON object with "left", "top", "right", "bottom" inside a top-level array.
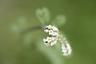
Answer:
[
  {"left": 52, "top": 15, "right": 66, "bottom": 26},
  {"left": 36, "top": 7, "right": 50, "bottom": 25},
  {"left": 10, "top": 17, "right": 27, "bottom": 33},
  {"left": 10, "top": 24, "right": 20, "bottom": 32},
  {"left": 17, "top": 17, "right": 27, "bottom": 29}
]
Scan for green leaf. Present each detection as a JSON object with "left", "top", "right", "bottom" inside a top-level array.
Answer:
[
  {"left": 17, "top": 17, "right": 27, "bottom": 29},
  {"left": 10, "top": 24, "right": 19, "bottom": 32},
  {"left": 52, "top": 15, "right": 66, "bottom": 26},
  {"left": 11, "top": 17, "right": 27, "bottom": 33},
  {"left": 36, "top": 7, "right": 50, "bottom": 25}
]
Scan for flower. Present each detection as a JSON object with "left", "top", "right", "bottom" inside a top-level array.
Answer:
[
  {"left": 43, "top": 25, "right": 72, "bottom": 56},
  {"left": 43, "top": 36, "right": 58, "bottom": 46},
  {"left": 61, "top": 41, "right": 72, "bottom": 56},
  {"left": 44, "top": 25, "right": 52, "bottom": 33},
  {"left": 43, "top": 25, "right": 59, "bottom": 46}
]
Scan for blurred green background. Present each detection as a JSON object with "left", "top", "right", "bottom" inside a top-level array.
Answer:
[{"left": 0, "top": 0, "right": 96, "bottom": 64}]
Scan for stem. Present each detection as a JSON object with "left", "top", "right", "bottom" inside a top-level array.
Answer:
[{"left": 21, "top": 25, "right": 42, "bottom": 33}]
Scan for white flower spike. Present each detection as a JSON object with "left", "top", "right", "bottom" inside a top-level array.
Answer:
[
  {"left": 43, "top": 25, "right": 72, "bottom": 56},
  {"left": 61, "top": 42, "right": 72, "bottom": 56},
  {"left": 43, "top": 25, "right": 59, "bottom": 46}
]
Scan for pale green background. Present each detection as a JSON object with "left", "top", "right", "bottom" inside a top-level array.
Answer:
[{"left": 0, "top": 0, "right": 96, "bottom": 64}]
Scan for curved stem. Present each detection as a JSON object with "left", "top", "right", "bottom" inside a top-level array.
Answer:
[{"left": 20, "top": 25, "right": 42, "bottom": 33}]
